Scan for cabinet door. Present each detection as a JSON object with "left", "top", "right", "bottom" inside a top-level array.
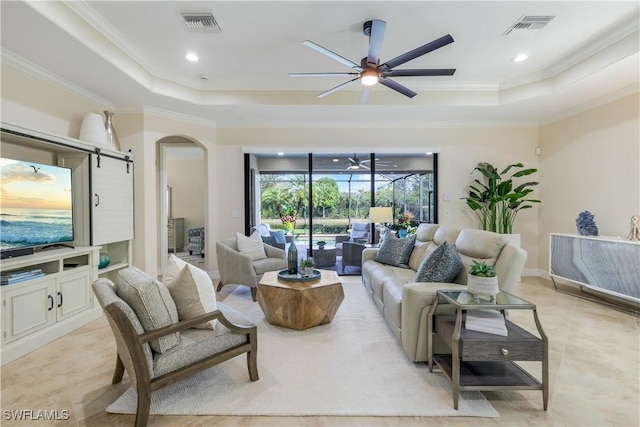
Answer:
[
  {"left": 3, "top": 279, "right": 56, "bottom": 344},
  {"left": 56, "top": 269, "right": 93, "bottom": 320},
  {"left": 91, "top": 154, "right": 134, "bottom": 245}
]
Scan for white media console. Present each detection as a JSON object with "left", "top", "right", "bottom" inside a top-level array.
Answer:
[
  {"left": 549, "top": 233, "right": 640, "bottom": 310},
  {"left": 1, "top": 123, "right": 134, "bottom": 364}
]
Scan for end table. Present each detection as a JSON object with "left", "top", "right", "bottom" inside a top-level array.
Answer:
[{"left": 427, "top": 290, "right": 549, "bottom": 410}]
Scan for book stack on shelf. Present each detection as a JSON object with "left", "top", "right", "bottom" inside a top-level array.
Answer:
[
  {"left": 465, "top": 309, "right": 508, "bottom": 336},
  {"left": 1, "top": 269, "right": 45, "bottom": 286}
]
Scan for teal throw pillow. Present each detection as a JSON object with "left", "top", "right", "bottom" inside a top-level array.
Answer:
[
  {"left": 414, "top": 241, "right": 463, "bottom": 283},
  {"left": 374, "top": 233, "right": 416, "bottom": 267}
]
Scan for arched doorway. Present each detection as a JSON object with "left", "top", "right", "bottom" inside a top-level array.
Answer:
[{"left": 158, "top": 137, "right": 206, "bottom": 273}]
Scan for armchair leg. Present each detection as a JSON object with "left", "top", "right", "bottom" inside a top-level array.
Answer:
[
  {"left": 216, "top": 281, "right": 224, "bottom": 292},
  {"left": 112, "top": 354, "right": 125, "bottom": 384},
  {"left": 134, "top": 385, "right": 151, "bottom": 427},
  {"left": 247, "top": 351, "right": 259, "bottom": 381},
  {"left": 250, "top": 286, "right": 258, "bottom": 302}
]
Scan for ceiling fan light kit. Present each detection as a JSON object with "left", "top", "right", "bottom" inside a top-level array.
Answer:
[{"left": 290, "top": 19, "right": 456, "bottom": 102}]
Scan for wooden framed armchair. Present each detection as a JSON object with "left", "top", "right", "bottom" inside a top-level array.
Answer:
[{"left": 92, "top": 278, "right": 258, "bottom": 427}]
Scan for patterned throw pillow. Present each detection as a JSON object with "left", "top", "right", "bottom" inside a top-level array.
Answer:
[
  {"left": 414, "top": 241, "right": 463, "bottom": 283},
  {"left": 116, "top": 267, "right": 180, "bottom": 353},
  {"left": 374, "top": 233, "right": 416, "bottom": 267}
]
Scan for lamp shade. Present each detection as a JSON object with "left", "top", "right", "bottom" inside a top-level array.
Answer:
[{"left": 369, "top": 207, "right": 393, "bottom": 223}]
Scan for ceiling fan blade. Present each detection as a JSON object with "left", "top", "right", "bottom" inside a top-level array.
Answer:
[
  {"left": 360, "top": 163, "right": 370, "bottom": 170},
  {"left": 316, "top": 78, "right": 359, "bottom": 98},
  {"left": 302, "top": 40, "right": 363, "bottom": 71},
  {"left": 382, "top": 34, "right": 454, "bottom": 69},
  {"left": 289, "top": 72, "right": 360, "bottom": 77},
  {"left": 367, "top": 19, "right": 386, "bottom": 65},
  {"left": 379, "top": 78, "right": 417, "bottom": 98},
  {"left": 360, "top": 86, "right": 371, "bottom": 104},
  {"left": 381, "top": 68, "right": 456, "bottom": 77}
]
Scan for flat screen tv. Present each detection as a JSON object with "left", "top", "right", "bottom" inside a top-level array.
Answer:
[{"left": 0, "top": 157, "right": 74, "bottom": 259}]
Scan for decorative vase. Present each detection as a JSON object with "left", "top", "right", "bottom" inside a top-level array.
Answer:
[
  {"left": 287, "top": 237, "right": 298, "bottom": 275},
  {"left": 98, "top": 253, "right": 111, "bottom": 269},
  {"left": 318, "top": 242, "right": 326, "bottom": 250},
  {"left": 398, "top": 228, "right": 408, "bottom": 238},
  {"left": 467, "top": 275, "right": 499, "bottom": 299},
  {"left": 103, "top": 111, "right": 121, "bottom": 152},
  {"left": 301, "top": 266, "right": 314, "bottom": 276},
  {"left": 79, "top": 113, "right": 108, "bottom": 147}
]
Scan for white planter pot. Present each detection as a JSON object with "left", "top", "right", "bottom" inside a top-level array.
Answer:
[{"left": 467, "top": 275, "right": 499, "bottom": 298}]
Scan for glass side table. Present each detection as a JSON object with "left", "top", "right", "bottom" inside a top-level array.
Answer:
[{"left": 427, "top": 290, "right": 549, "bottom": 410}]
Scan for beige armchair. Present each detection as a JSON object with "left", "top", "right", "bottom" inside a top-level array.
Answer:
[
  {"left": 216, "top": 238, "right": 286, "bottom": 301},
  {"left": 92, "top": 275, "right": 258, "bottom": 427}
]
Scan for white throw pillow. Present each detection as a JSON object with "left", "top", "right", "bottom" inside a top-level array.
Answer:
[
  {"left": 163, "top": 253, "right": 187, "bottom": 284},
  {"left": 236, "top": 231, "right": 267, "bottom": 261},
  {"left": 165, "top": 263, "right": 218, "bottom": 329}
]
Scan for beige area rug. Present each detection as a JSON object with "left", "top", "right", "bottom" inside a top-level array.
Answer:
[{"left": 106, "top": 283, "right": 498, "bottom": 417}]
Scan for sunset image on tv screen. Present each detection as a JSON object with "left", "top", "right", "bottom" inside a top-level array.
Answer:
[{"left": 0, "top": 157, "right": 73, "bottom": 250}]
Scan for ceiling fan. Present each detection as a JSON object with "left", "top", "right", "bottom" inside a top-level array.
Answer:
[
  {"left": 346, "top": 154, "right": 391, "bottom": 170},
  {"left": 289, "top": 19, "right": 456, "bottom": 103}
]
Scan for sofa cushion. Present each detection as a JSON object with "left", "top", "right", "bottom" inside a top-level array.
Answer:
[
  {"left": 408, "top": 242, "right": 429, "bottom": 271},
  {"left": 414, "top": 242, "right": 463, "bottom": 283},
  {"left": 237, "top": 231, "right": 267, "bottom": 261},
  {"left": 374, "top": 233, "right": 416, "bottom": 267},
  {"left": 116, "top": 267, "right": 180, "bottom": 353},
  {"left": 165, "top": 263, "right": 218, "bottom": 330}
]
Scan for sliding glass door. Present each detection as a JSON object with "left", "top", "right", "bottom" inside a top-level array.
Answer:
[{"left": 246, "top": 152, "right": 437, "bottom": 272}]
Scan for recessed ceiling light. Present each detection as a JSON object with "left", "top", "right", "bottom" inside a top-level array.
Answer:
[
  {"left": 185, "top": 52, "right": 199, "bottom": 62},
  {"left": 512, "top": 54, "right": 528, "bottom": 63},
  {"left": 277, "top": 152, "right": 284, "bottom": 156},
  {"left": 332, "top": 158, "right": 340, "bottom": 162},
  {"left": 425, "top": 152, "right": 433, "bottom": 155}
]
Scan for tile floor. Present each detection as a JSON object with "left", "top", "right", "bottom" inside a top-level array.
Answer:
[{"left": 1, "top": 276, "right": 638, "bottom": 426}]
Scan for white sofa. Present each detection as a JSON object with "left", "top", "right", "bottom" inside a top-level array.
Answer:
[{"left": 361, "top": 223, "right": 527, "bottom": 362}]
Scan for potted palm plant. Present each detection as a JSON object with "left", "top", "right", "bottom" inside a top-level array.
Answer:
[
  {"left": 462, "top": 162, "right": 540, "bottom": 244},
  {"left": 467, "top": 260, "right": 499, "bottom": 299}
]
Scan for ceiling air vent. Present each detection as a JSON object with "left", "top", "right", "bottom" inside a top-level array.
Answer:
[
  {"left": 180, "top": 12, "right": 222, "bottom": 33},
  {"left": 503, "top": 15, "right": 555, "bottom": 36}
]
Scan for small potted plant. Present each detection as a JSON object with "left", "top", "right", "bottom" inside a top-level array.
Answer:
[
  {"left": 467, "top": 260, "right": 499, "bottom": 299},
  {"left": 299, "top": 257, "right": 315, "bottom": 277}
]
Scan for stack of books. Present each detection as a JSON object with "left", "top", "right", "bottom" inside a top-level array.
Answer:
[
  {"left": 1, "top": 269, "right": 45, "bottom": 286},
  {"left": 465, "top": 309, "right": 508, "bottom": 336}
]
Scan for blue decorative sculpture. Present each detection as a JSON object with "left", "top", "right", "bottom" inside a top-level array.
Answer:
[{"left": 576, "top": 211, "right": 599, "bottom": 236}]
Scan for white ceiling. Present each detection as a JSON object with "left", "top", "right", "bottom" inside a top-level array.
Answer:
[{"left": 1, "top": 1, "right": 639, "bottom": 128}]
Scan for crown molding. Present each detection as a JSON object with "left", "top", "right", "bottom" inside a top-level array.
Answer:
[
  {"left": 1, "top": 48, "right": 115, "bottom": 109},
  {"left": 116, "top": 106, "right": 218, "bottom": 128},
  {"left": 539, "top": 83, "right": 640, "bottom": 126}
]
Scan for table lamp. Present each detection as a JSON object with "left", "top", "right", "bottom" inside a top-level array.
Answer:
[{"left": 369, "top": 207, "right": 393, "bottom": 244}]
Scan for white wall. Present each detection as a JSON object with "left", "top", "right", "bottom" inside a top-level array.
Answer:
[
  {"left": 538, "top": 94, "right": 640, "bottom": 274},
  {"left": 167, "top": 157, "right": 206, "bottom": 235}
]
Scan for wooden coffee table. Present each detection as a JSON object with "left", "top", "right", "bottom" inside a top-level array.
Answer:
[{"left": 257, "top": 270, "right": 344, "bottom": 330}]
